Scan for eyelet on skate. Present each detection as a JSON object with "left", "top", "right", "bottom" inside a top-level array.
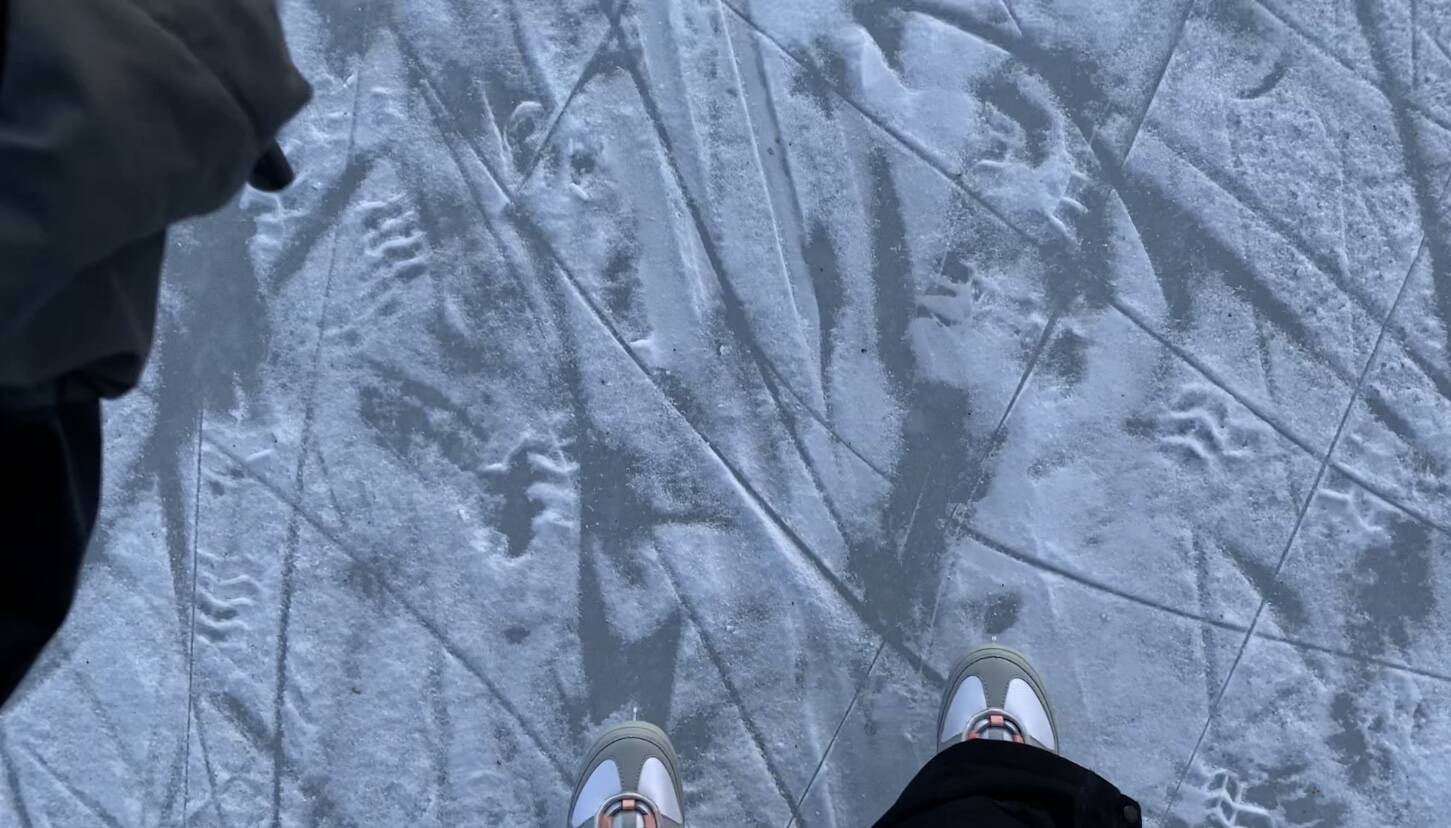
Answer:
[
  {"left": 596, "top": 792, "right": 660, "bottom": 828},
  {"left": 963, "top": 708, "right": 1028, "bottom": 744}
]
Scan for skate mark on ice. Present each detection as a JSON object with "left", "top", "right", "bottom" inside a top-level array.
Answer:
[
  {"left": 718, "top": 6, "right": 879, "bottom": 468},
  {"left": 184, "top": 706, "right": 229, "bottom": 828},
  {"left": 388, "top": 29, "right": 559, "bottom": 345},
  {"left": 598, "top": 245, "right": 650, "bottom": 347},
  {"left": 200, "top": 437, "right": 576, "bottom": 784},
  {"left": 722, "top": 1, "right": 1036, "bottom": 243},
  {"left": 1250, "top": 0, "right": 1451, "bottom": 134},
  {"left": 721, "top": 9, "right": 826, "bottom": 409},
  {"left": 848, "top": 0, "right": 910, "bottom": 74},
  {"left": 420, "top": 644, "right": 454, "bottom": 823},
  {"left": 954, "top": 522, "right": 1249, "bottom": 634},
  {"left": 19, "top": 744, "right": 125, "bottom": 828},
  {"left": 575, "top": 550, "right": 683, "bottom": 733},
  {"left": 650, "top": 546, "right": 801, "bottom": 823},
  {"left": 1113, "top": 0, "right": 1197, "bottom": 168},
  {"left": 1335, "top": 400, "right": 1451, "bottom": 528},
  {"left": 1108, "top": 299, "right": 1327, "bottom": 460},
  {"left": 866, "top": 145, "right": 917, "bottom": 398},
  {"left": 1355, "top": 383, "right": 1432, "bottom": 456},
  {"left": 1207, "top": 2, "right": 1293, "bottom": 102},
  {"left": 1121, "top": 166, "right": 1359, "bottom": 393},
  {"left": 803, "top": 221, "right": 844, "bottom": 405},
  {"left": 531, "top": 183, "right": 946, "bottom": 683},
  {"left": 1356, "top": 0, "right": 1451, "bottom": 424},
  {"left": 756, "top": 366, "right": 866, "bottom": 564},
  {"left": 355, "top": 357, "right": 494, "bottom": 474},
  {"left": 10, "top": 639, "right": 146, "bottom": 788},
  {"left": 271, "top": 10, "right": 379, "bottom": 818},
  {"left": 397, "top": 21, "right": 942, "bottom": 690},
  {"left": 245, "top": 75, "right": 397, "bottom": 272},
  {"left": 1146, "top": 123, "right": 1451, "bottom": 408},
  {"left": 518, "top": 18, "right": 625, "bottom": 189},
  {"left": 605, "top": 24, "right": 894, "bottom": 489},
  {"left": 784, "top": 33, "right": 847, "bottom": 120},
  {"left": 1218, "top": 538, "right": 1307, "bottom": 629},
  {"left": 1190, "top": 533, "right": 1224, "bottom": 710},
  {"left": 194, "top": 690, "right": 348, "bottom": 825},
  {"left": 0, "top": 732, "right": 37, "bottom": 828},
  {"left": 762, "top": 0, "right": 1449, "bottom": 462}
]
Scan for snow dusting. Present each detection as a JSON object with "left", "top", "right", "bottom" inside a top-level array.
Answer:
[{"left": 3, "top": 0, "right": 1450, "bottom": 825}]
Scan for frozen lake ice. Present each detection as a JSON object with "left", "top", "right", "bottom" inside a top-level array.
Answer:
[{"left": 3, "top": 0, "right": 1451, "bottom": 825}]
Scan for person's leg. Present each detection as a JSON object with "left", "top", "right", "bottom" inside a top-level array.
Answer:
[
  {"left": 0, "top": 400, "right": 103, "bottom": 707},
  {"left": 873, "top": 645, "right": 1142, "bottom": 828},
  {"left": 566, "top": 721, "right": 686, "bottom": 828}
]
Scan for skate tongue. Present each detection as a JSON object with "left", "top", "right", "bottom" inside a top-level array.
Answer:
[
  {"left": 596, "top": 792, "right": 662, "bottom": 828},
  {"left": 963, "top": 707, "right": 1028, "bottom": 745}
]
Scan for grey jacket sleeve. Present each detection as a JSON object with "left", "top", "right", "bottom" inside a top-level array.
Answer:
[{"left": 0, "top": 0, "right": 312, "bottom": 346}]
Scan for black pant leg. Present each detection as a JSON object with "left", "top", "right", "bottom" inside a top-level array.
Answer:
[
  {"left": 0, "top": 401, "right": 103, "bottom": 706},
  {"left": 872, "top": 740, "right": 1142, "bottom": 828}
]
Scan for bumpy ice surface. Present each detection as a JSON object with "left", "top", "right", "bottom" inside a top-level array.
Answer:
[{"left": 4, "top": 0, "right": 1451, "bottom": 825}]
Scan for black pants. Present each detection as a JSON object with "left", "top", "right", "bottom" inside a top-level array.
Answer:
[
  {"left": 874, "top": 740, "right": 1142, "bottom": 827},
  {"left": 0, "top": 401, "right": 102, "bottom": 706}
]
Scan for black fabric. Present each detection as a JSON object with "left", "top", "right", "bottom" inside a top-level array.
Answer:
[
  {"left": 0, "top": 0, "right": 9, "bottom": 94},
  {"left": 0, "top": 0, "right": 311, "bottom": 398},
  {"left": 0, "top": 401, "right": 102, "bottom": 707},
  {"left": 874, "top": 740, "right": 1142, "bottom": 828}
]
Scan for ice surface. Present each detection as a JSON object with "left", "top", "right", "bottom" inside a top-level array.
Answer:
[{"left": 3, "top": 0, "right": 1450, "bottom": 826}]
